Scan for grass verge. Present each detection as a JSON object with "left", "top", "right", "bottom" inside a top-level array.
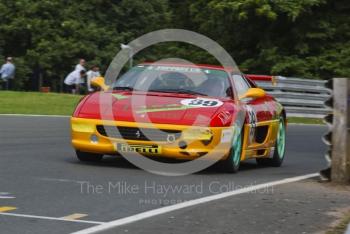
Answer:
[
  {"left": 0, "top": 91, "right": 82, "bottom": 116},
  {"left": 287, "top": 117, "right": 324, "bottom": 125},
  {"left": 326, "top": 211, "right": 350, "bottom": 234}
]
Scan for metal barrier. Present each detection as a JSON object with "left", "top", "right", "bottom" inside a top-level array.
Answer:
[{"left": 255, "top": 76, "right": 332, "bottom": 118}]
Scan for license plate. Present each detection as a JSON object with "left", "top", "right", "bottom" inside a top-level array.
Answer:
[{"left": 116, "top": 143, "right": 161, "bottom": 154}]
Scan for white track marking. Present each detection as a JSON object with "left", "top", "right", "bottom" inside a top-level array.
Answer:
[
  {"left": 61, "top": 213, "right": 88, "bottom": 220},
  {"left": 38, "top": 177, "right": 87, "bottom": 184},
  {"left": 0, "top": 114, "right": 69, "bottom": 118},
  {"left": 0, "top": 196, "right": 15, "bottom": 199},
  {"left": 73, "top": 173, "right": 319, "bottom": 234},
  {"left": 288, "top": 123, "right": 324, "bottom": 126},
  {"left": 346, "top": 223, "right": 350, "bottom": 234},
  {"left": 0, "top": 212, "right": 104, "bottom": 225},
  {"left": 0, "top": 192, "right": 15, "bottom": 199}
]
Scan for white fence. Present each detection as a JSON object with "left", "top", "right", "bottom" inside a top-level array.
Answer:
[{"left": 255, "top": 77, "right": 331, "bottom": 118}]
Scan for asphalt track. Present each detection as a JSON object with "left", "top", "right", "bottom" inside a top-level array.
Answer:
[{"left": 0, "top": 116, "right": 327, "bottom": 234}]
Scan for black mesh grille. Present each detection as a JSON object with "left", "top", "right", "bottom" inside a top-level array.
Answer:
[{"left": 96, "top": 125, "right": 181, "bottom": 142}]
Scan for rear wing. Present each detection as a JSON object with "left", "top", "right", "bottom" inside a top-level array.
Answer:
[{"left": 245, "top": 74, "right": 278, "bottom": 86}]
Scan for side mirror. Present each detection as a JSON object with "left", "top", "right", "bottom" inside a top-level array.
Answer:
[
  {"left": 91, "top": 76, "right": 109, "bottom": 91},
  {"left": 239, "top": 88, "right": 266, "bottom": 100}
]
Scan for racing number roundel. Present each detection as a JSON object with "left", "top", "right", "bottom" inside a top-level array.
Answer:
[{"left": 181, "top": 98, "right": 223, "bottom": 108}]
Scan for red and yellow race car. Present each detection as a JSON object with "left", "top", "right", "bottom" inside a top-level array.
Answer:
[{"left": 71, "top": 63, "right": 286, "bottom": 173}]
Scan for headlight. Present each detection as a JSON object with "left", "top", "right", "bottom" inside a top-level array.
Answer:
[
  {"left": 182, "top": 128, "right": 213, "bottom": 141},
  {"left": 72, "top": 123, "right": 95, "bottom": 133}
]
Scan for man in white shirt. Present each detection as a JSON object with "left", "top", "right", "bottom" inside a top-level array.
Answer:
[
  {"left": 75, "top": 59, "right": 86, "bottom": 87},
  {"left": 75, "top": 58, "right": 86, "bottom": 72},
  {"left": 64, "top": 70, "right": 86, "bottom": 94},
  {"left": 86, "top": 65, "right": 101, "bottom": 92}
]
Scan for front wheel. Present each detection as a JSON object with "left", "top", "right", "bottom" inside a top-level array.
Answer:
[
  {"left": 256, "top": 117, "right": 286, "bottom": 167},
  {"left": 222, "top": 131, "right": 243, "bottom": 173},
  {"left": 76, "top": 150, "right": 103, "bottom": 162}
]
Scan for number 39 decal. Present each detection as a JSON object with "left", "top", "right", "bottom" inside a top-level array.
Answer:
[{"left": 181, "top": 98, "right": 223, "bottom": 108}]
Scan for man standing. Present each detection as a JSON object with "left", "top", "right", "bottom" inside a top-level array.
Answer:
[
  {"left": 64, "top": 70, "right": 86, "bottom": 94},
  {"left": 75, "top": 58, "right": 86, "bottom": 91},
  {"left": 75, "top": 58, "right": 86, "bottom": 71},
  {"left": 0, "top": 57, "right": 16, "bottom": 90},
  {"left": 86, "top": 65, "right": 101, "bottom": 92}
]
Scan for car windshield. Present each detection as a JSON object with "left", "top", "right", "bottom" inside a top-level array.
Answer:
[{"left": 113, "top": 65, "right": 232, "bottom": 98}]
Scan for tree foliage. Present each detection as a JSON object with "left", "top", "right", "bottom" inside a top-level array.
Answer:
[
  {"left": 184, "top": 0, "right": 350, "bottom": 78},
  {"left": 0, "top": 0, "right": 349, "bottom": 90},
  {"left": 0, "top": 0, "right": 170, "bottom": 90}
]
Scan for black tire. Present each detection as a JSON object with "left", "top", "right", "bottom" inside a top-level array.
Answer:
[
  {"left": 221, "top": 131, "right": 243, "bottom": 173},
  {"left": 256, "top": 117, "right": 286, "bottom": 167},
  {"left": 76, "top": 150, "right": 103, "bottom": 162}
]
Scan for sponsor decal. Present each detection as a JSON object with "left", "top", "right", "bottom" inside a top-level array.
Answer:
[
  {"left": 117, "top": 143, "right": 161, "bottom": 154},
  {"left": 181, "top": 98, "right": 223, "bottom": 108},
  {"left": 221, "top": 129, "right": 234, "bottom": 143},
  {"left": 136, "top": 104, "right": 197, "bottom": 114},
  {"left": 137, "top": 98, "right": 223, "bottom": 114},
  {"left": 246, "top": 105, "right": 257, "bottom": 144},
  {"left": 146, "top": 65, "right": 202, "bottom": 73},
  {"left": 218, "top": 110, "right": 231, "bottom": 125}
]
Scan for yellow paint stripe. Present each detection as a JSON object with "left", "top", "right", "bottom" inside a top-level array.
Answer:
[
  {"left": 61, "top": 213, "right": 88, "bottom": 220},
  {"left": 0, "top": 206, "right": 17, "bottom": 212}
]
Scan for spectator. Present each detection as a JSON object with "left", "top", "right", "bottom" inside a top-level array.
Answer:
[
  {"left": 86, "top": 65, "right": 101, "bottom": 92},
  {"left": 75, "top": 58, "right": 86, "bottom": 90},
  {"left": 64, "top": 70, "right": 86, "bottom": 94},
  {"left": 75, "top": 58, "right": 86, "bottom": 72},
  {"left": 0, "top": 57, "right": 16, "bottom": 90}
]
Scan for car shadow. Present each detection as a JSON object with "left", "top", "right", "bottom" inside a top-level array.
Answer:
[{"left": 67, "top": 154, "right": 270, "bottom": 175}]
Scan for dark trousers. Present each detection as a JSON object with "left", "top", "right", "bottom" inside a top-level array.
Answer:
[
  {"left": 1, "top": 79, "right": 13, "bottom": 90},
  {"left": 64, "top": 84, "right": 77, "bottom": 94}
]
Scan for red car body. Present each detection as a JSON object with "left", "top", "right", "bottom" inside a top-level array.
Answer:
[{"left": 71, "top": 63, "right": 286, "bottom": 172}]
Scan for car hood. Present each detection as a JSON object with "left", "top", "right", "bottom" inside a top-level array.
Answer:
[{"left": 78, "top": 91, "right": 237, "bottom": 126}]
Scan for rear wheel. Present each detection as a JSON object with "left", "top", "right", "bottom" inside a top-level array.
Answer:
[
  {"left": 256, "top": 117, "right": 286, "bottom": 167},
  {"left": 76, "top": 150, "right": 103, "bottom": 162},
  {"left": 222, "top": 131, "right": 243, "bottom": 173}
]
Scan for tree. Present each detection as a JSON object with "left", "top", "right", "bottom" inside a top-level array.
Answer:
[
  {"left": 0, "top": 0, "right": 349, "bottom": 91},
  {"left": 179, "top": 0, "right": 350, "bottom": 79},
  {"left": 0, "top": 0, "right": 171, "bottom": 90}
]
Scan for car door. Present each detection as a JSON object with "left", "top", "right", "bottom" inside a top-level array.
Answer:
[{"left": 232, "top": 74, "right": 272, "bottom": 153}]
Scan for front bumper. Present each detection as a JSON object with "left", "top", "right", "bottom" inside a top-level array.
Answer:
[{"left": 71, "top": 117, "right": 235, "bottom": 160}]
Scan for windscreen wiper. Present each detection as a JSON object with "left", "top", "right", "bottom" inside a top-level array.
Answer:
[
  {"left": 113, "top": 86, "right": 134, "bottom": 91},
  {"left": 149, "top": 89, "right": 207, "bottom": 96},
  {"left": 179, "top": 89, "right": 208, "bottom": 96}
]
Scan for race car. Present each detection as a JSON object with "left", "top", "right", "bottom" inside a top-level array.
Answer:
[{"left": 71, "top": 63, "right": 286, "bottom": 173}]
